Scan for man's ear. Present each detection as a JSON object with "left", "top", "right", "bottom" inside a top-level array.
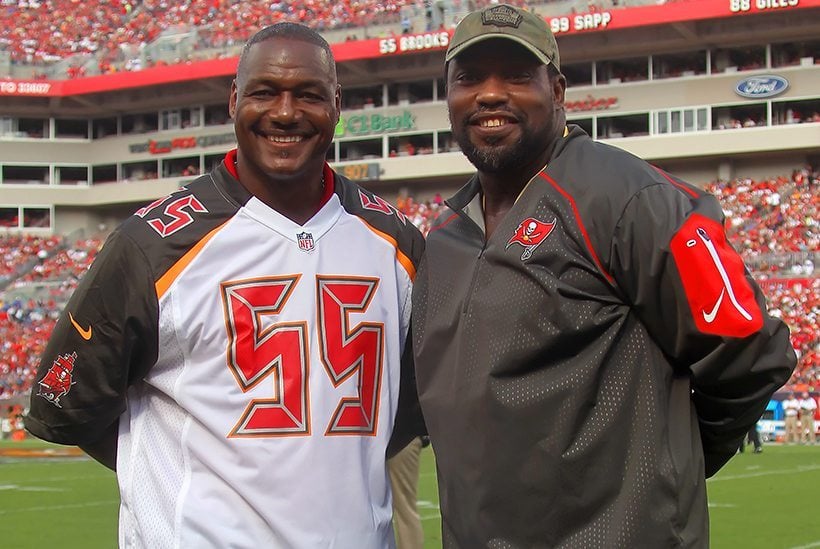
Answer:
[
  {"left": 552, "top": 73, "right": 567, "bottom": 106},
  {"left": 229, "top": 79, "right": 238, "bottom": 119},
  {"left": 552, "top": 72, "right": 567, "bottom": 108},
  {"left": 335, "top": 84, "right": 342, "bottom": 123}
]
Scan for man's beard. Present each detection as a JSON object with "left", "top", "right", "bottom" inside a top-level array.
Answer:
[{"left": 453, "top": 120, "right": 535, "bottom": 174}]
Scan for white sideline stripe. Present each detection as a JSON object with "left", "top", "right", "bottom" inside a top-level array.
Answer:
[
  {"left": 0, "top": 474, "right": 110, "bottom": 485},
  {"left": 0, "top": 500, "right": 118, "bottom": 515},
  {"left": 789, "top": 542, "right": 820, "bottom": 549},
  {"left": 707, "top": 464, "right": 820, "bottom": 482},
  {"left": 0, "top": 484, "right": 64, "bottom": 492}
]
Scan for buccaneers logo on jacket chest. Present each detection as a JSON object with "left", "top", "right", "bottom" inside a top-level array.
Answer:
[{"left": 506, "top": 217, "right": 556, "bottom": 260}]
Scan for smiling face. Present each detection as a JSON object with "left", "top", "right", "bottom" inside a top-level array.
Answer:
[
  {"left": 447, "top": 38, "right": 566, "bottom": 176},
  {"left": 229, "top": 37, "right": 340, "bottom": 187}
]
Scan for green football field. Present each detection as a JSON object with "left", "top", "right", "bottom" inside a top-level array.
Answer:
[{"left": 1, "top": 440, "right": 819, "bottom": 548}]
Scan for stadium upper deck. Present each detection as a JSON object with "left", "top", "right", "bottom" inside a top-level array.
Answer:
[{"left": 0, "top": 0, "right": 818, "bottom": 235}]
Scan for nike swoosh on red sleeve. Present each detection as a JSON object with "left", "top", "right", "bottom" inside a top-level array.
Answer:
[{"left": 670, "top": 213, "right": 763, "bottom": 337}]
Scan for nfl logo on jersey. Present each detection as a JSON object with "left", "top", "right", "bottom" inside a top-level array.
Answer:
[{"left": 296, "top": 231, "right": 315, "bottom": 252}]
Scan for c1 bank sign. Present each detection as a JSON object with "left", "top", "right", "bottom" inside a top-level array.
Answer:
[{"left": 335, "top": 111, "right": 416, "bottom": 137}]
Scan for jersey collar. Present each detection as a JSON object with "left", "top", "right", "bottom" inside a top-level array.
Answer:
[{"left": 223, "top": 148, "right": 337, "bottom": 211}]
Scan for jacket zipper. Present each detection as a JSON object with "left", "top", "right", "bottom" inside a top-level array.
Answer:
[{"left": 455, "top": 210, "right": 487, "bottom": 317}]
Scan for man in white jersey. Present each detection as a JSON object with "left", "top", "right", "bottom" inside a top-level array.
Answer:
[{"left": 25, "top": 23, "right": 424, "bottom": 548}]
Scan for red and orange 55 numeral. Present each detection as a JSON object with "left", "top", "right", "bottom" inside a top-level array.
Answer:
[{"left": 220, "top": 275, "right": 384, "bottom": 438}]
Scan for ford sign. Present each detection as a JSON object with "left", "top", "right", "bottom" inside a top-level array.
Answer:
[{"left": 734, "top": 75, "right": 789, "bottom": 99}]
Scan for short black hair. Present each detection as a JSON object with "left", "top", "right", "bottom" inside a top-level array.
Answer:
[{"left": 236, "top": 23, "right": 336, "bottom": 85}]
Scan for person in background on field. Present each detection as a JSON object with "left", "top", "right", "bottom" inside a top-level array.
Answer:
[
  {"left": 783, "top": 391, "right": 802, "bottom": 443},
  {"left": 799, "top": 391, "right": 817, "bottom": 444},
  {"left": 412, "top": 4, "right": 797, "bottom": 546},
  {"left": 738, "top": 420, "right": 763, "bottom": 454},
  {"left": 388, "top": 435, "right": 426, "bottom": 548},
  {"left": 25, "top": 22, "right": 424, "bottom": 548}
]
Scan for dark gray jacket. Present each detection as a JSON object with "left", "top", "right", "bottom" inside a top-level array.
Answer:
[{"left": 413, "top": 126, "right": 795, "bottom": 548}]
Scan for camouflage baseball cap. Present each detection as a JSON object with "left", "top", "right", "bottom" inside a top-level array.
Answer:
[{"left": 446, "top": 4, "right": 560, "bottom": 70}]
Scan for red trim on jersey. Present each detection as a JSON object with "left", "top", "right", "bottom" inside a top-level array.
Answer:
[
  {"left": 224, "top": 149, "right": 335, "bottom": 210},
  {"left": 653, "top": 166, "right": 699, "bottom": 199},
  {"left": 224, "top": 149, "right": 239, "bottom": 179},
  {"left": 537, "top": 172, "right": 615, "bottom": 285},
  {"left": 670, "top": 213, "right": 763, "bottom": 337},
  {"left": 321, "top": 163, "right": 336, "bottom": 207},
  {"left": 428, "top": 212, "right": 459, "bottom": 234}
]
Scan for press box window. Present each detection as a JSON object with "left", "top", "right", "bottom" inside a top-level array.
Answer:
[
  {"left": 437, "top": 131, "right": 460, "bottom": 153},
  {"left": 22, "top": 207, "right": 51, "bottom": 228},
  {"left": 596, "top": 114, "right": 649, "bottom": 139},
  {"left": 205, "top": 104, "right": 230, "bottom": 126},
  {"left": 339, "top": 138, "right": 382, "bottom": 161},
  {"left": 771, "top": 39, "right": 819, "bottom": 68},
  {"left": 712, "top": 103, "right": 766, "bottom": 130},
  {"left": 652, "top": 50, "right": 707, "bottom": 79},
  {"left": 771, "top": 99, "right": 820, "bottom": 125},
  {"left": 161, "top": 108, "right": 201, "bottom": 131},
  {"left": 0, "top": 207, "right": 18, "bottom": 228},
  {"left": 710, "top": 46, "right": 765, "bottom": 73},
  {"left": 55, "top": 166, "right": 89, "bottom": 185},
  {"left": 122, "top": 113, "right": 159, "bottom": 134},
  {"left": 16, "top": 118, "right": 48, "bottom": 139},
  {"left": 563, "top": 62, "right": 593, "bottom": 87},
  {"left": 55, "top": 119, "right": 90, "bottom": 139},
  {"left": 342, "top": 85, "right": 383, "bottom": 110},
  {"left": 162, "top": 156, "right": 200, "bottom": 178},
  {"left": 388, "top": 133, "right": 434, "bottom": 156},
  {"left": 388, "top": 79, "right": 435, "bottom": 106},
  {"left": 92, "top": 164, "right": 118, "bottom": 184},
  {"left": 595, "top": 57, "right": 648, "bottom": 84},
  {"left": 2, "top": 165, "right": 49, "bottom": 185},
  {"left": 93, "top": 117, "right": 118, "bottom": 139},
  {"left": 122, "top": 160, "right": 159, "bottom": 181}
]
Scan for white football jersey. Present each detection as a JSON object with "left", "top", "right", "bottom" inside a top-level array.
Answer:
[{"left": 27, "top": 155, "right": 424, "bottom": 548}]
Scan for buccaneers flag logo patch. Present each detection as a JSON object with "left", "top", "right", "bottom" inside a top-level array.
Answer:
[
  {"left": 506, "top": 217, "right": 556, "bottom": 260},
  {"left": 36, "top": 352, "right": 78, "bottom": 408},
  {"left": 670, "top": 214, "right": 762, "bottom": 337}
]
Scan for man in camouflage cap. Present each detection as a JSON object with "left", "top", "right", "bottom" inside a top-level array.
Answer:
[{"left": 413, "top": 3, "right": 796, "bottom": 547}]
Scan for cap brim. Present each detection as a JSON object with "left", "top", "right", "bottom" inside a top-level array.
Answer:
[{"left": 445, "top": 33, "right": 550, "bottom": 66}]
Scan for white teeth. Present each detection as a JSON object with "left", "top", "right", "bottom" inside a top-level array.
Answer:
[
  {"left": 268, "top": 135, "right": 303, "bottom": 143},
  {"left": 480, "top": 119, "right": 506, "bottom": 128}
]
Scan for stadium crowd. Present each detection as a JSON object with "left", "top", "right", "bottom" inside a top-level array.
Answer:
[
  {"left": 707, "top": 165, "right": 818, "bottom": 263},
  {"left": 1, "top": 0, "right": 420, "bottom": 70},
  {"left": 0, "top": 168, "right": 817, "bottom": 398},
  {"left": 2, "top": 0, "right": 611, "bottom": 75},
  {"left": 0, "top": 234, "right": 61, "bottom": 284}
]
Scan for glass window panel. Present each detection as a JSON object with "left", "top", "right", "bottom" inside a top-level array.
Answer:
[
  {"left": 697, "top": 108, "right": 708, "bottom": 131},
  {"left": 671, "top": 111, "right": 681, "bottom": 133},
  {"left": 656, "top": 112, "right": 668, "bottom": 134},
  {"left": 684, "top": 110, "right": 695, "bottom": 132}
]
